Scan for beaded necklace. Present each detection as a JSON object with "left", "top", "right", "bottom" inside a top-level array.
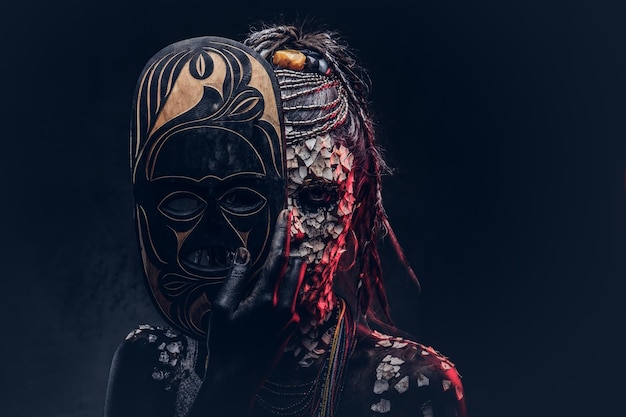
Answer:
[
  {"left": 316, "top": 297, "right": 353, "bottom": 417},
  {"left": 255, "top": 298, "right": 355, "bottom": 417}
]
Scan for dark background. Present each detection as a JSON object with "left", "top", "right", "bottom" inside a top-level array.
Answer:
[{"left": 2, "top": 1, "right": 624, "bottom": 416}]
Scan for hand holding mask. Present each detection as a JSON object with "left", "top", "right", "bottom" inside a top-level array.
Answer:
[{"left": 188, "top": 209, "right": 306, "bottom": 416}]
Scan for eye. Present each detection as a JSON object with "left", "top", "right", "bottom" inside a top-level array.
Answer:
[
  {"left": 219, "top": 187, "right": 266, "bottom": 215},
  {"left": 158, "top": 192, "right": 206, "bottom": 220},
  {"left": 297, "top": 185, "right": 338, "bottom": 213}
]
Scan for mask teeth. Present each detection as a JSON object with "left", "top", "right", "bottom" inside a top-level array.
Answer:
[{"left": 185, "top": 248, "right": 234, "bottom": 268}]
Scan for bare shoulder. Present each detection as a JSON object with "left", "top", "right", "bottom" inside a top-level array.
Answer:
[{"left": 338, "top": 330, "right": 467, "bottom": 417}]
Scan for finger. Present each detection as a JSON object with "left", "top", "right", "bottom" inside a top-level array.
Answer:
[
  {"left": 274, "top": 256, "right": 306, "bottom": 312},
  {"left": 269, "top": 208, "right": 291, "bottom": 258},
  {"left": 212, "top": 247, "right": 250, "bottom": 316},
  {"left": 256, "top": 209, "right": 291, "bottom": 293}
]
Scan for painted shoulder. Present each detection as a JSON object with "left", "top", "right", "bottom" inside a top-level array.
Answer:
[
  {"left": 339, "top": 330, "right": 467, "bottom": 417},
  {"left": 105, "top": 325, "right": 202, "bottom": 417},
  {"left": 121, "top": 324, "right": 199, "bottom": 390}
]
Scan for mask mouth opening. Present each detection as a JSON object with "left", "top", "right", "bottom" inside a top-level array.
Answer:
[{"left": 181, "top": 246, "right": 235, "bottom": 272}]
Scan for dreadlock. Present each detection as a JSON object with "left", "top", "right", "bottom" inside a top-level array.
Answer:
[{"left": 244, "top": 23, "right": 420, "bottom": 327}]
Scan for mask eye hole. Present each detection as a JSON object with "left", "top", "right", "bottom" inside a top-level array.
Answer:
[
  {"left": 219, "top": 187, "right": 266, "bottom": 215},
  {"left": 158, "top": 192, "right": 206, "bottom": 220},
  {"left": 297, "top": 185, "right": 338, "bottom": 213}
]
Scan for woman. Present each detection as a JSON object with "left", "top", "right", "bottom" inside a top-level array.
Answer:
[{"left": 105, "top": 24, "right": 467, "bottom": 417}]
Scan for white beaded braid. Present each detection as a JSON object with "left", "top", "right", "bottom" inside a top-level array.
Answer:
[{"left": 274, "top": 69, "right": 349, "bottom": 144}]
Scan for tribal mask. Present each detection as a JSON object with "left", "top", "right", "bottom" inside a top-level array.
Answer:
[{"left": 130, "top": 37, "right": 286, "bottom": 338}]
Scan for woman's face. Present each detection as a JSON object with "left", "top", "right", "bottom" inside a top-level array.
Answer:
[{"left": 285, "top": 132, "right": 356, "bottom": 320}]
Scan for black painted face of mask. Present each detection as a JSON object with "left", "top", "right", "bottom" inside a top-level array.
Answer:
[{"left": 130, "top": 37, "right": 286, "bottom": 338}]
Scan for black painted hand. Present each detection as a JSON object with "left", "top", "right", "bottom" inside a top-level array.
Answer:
[{"left": 188, "top": 209, "right": 306, "bottom": 416}]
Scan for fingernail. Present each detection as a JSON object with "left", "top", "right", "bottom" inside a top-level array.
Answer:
[{"left": 234, "top": 247, "right": 250, "bottom": 265}]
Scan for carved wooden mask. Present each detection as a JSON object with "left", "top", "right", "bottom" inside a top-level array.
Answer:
[{"left": 130, "top": 37, "right": 286, "bottom": 338}]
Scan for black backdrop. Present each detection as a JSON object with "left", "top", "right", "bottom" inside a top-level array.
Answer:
[{"left": 2, "top": 1, "right": 625, "bottom": 416}]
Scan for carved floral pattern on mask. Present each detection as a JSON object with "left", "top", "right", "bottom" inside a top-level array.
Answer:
[{"left": 284, "top": 131, "right": 355, "bottom": 322}]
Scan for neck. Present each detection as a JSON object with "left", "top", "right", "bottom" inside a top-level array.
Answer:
[
  {"left": 257, "top": 298, "right": 355, "bottom": 417},
  {"left": 284, "top": 297, "right": 339, "bottom": 369}
]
